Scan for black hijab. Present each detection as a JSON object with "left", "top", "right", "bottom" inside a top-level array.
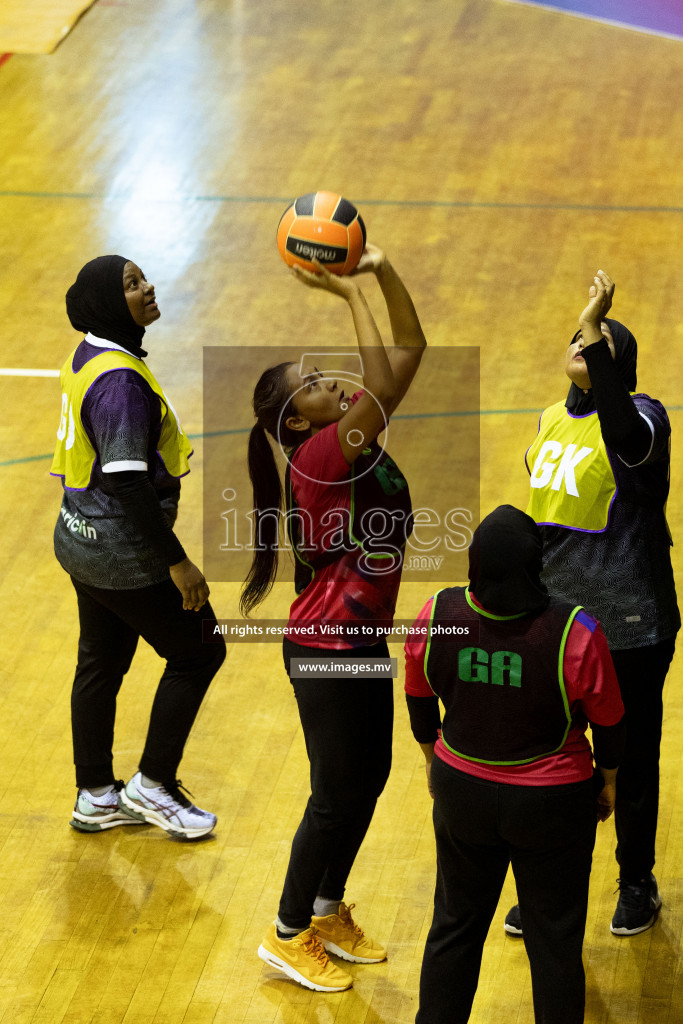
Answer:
[
  {"left": 65, "top": 255, "right": 147, "bottom": 355},
  {"left": 566, "top": 317, "right": 637, "bottom": 415},
  {"left": 469, "top": 505, "right": 549, "bottom": 616}
]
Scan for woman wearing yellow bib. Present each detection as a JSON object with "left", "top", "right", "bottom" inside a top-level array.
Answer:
[
  {"left": 513, "top": 270, "right": 679, "bottom": 937},
  {"left": 51, "top": 256, "right": 225, "bottom": 840}
]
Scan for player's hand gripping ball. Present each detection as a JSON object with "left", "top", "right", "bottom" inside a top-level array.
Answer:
[{"left": 277, "top": 191, "right": 367, "bottom": 275}]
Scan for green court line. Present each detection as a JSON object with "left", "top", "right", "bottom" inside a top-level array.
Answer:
[
  {"left": 0, "top": 189, "right": 681, "bottom": 214},
  {"left": 10, "top": 405, "right": 683, "bottom": 469}
]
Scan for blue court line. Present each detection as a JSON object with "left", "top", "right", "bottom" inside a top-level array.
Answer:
[
  {"left": 10, "top": 406, "right": 683, "bottom": 469},
  {"left": 501, "top": 0, "right": 683, "bottom": 42},
  {"left": 0, "top": 190, "right": 682, "bottom": 215}
]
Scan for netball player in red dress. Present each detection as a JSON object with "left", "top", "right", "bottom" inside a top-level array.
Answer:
[{"left": 242, "top": 245, "right": 426, "bottom": 991}]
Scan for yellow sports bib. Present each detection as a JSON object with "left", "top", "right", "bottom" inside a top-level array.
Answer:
[
  {"left": 526, "top": 401, "right": 616, "bottom": 532},
  {"left": 51, "top": 347, "right": 193, "bottom": 490}
]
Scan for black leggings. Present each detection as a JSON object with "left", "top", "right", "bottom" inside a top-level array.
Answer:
[
  {"left": 277, "top": 639, "right": 394, "bottom": 930},
  {"left": 611, "top": 635, "right": 676, "bottom": 882},
  {"left": 417, "top": 759, "right": 597, "bottom": 1024},
  {"left": 70, "top": 576, "right": 226, "bottom": 789}
]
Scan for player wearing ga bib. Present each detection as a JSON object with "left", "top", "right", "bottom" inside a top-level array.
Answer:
[
  {"left": 404, "top": 506, "right": 625, "bottom": 789},
  {"left": 425, "top": 587, "right": 578, "bottom": 766},
  {"left": 405, "top": 506, "right": 625, "bottom": 1024}
]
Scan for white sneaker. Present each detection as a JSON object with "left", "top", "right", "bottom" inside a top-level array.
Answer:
[
  {"left": 70, "top": 781, "right": 145, "bottom": 832},
  {"left": 118, "top": 773, "right": 217, "bottom": 840}
]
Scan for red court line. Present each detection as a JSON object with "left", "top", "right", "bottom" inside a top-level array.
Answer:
[{"left": 0, "top": 54, "right": 12, "bottom": 68}]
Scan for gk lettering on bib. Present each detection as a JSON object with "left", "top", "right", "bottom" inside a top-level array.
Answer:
[{"left": 525, "top": 401, "right": 616, "bottom": 532}]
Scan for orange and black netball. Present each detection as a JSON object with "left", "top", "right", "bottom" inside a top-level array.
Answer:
[{"left": 276, "top": 191, "right": 367, "bottom": 275}]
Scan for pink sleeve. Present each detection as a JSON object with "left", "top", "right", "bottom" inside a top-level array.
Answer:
[
  {"left": 291, "top": 422, "right": 350, "bottom": 487},
  {"left": 563, "top": 611, "right": 625, "bottom": 725},
  {"left": 404, "top": 597, "right": 435, "bottom": 696}
]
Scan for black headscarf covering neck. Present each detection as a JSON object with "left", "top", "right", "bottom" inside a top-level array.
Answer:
[
  {"left": 65, "top": 255, "right": 147, "bottom": 356},
  {"left": 566, "top": 317, "right": 637, "bottom": 416},
  {"left": 468, "top": 505, "right": 549, "bottom": 617}
]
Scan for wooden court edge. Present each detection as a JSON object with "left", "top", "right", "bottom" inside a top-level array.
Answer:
[{"left": 0, "top": 0, "right": 97, "bottom": 54}]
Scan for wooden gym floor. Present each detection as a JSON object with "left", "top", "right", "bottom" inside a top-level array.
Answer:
[{"left": 0, "top": 1, "right": 682, "bottom": 1021}]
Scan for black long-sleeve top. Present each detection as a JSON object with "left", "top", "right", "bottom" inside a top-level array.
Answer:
[{"left": 529, "top": 340, "right": 679, "bottom": 649}]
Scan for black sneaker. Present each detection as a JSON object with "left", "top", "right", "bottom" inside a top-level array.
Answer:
[
  {"left": 504, "top": 904, "right": 523, "bottom": 936},
  {"left": 610, "top": 874, "right": 661, "bottom": 935}
]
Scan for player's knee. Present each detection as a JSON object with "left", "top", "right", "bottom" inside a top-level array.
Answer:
[{"left": 169, "top": 635, "right": 226, "bottom": 681}]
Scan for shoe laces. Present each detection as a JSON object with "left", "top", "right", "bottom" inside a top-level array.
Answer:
[
  {"left": 614, "top": 878, "right": 650, "bottom": 909},
  {"left": 302, "top": 929, "right": 331, "bottom": 965},
  {"left": 166, "top": 780, "right": 194, "bottom": 807},
  {"left": 338, "top": 903, "right": 364, "bottom": 937}
]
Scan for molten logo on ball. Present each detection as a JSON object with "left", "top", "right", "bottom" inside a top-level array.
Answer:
[
  {"left": 277, "top": 191, "right": 367, "bottom": 275},
  {"left": 287, "top": 240, "right": 348, "bottom": 264}
]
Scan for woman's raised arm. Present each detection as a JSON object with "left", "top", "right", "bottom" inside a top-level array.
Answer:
[
  {"left": 290, "top": 259, "right": 396, "bottom": 464},
  {"left": 353, "top": 245, "right": 426, "bottom": 416}
]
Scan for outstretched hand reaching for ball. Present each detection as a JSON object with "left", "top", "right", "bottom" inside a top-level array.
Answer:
[
  {"left": 290, "top": 259, "right": 359, "bottom": 300},
  {"left": 351, "top": 243, "right": 387, "bottom": 276}
]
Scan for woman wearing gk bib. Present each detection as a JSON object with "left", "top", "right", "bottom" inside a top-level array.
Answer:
[
  {"left": 242, "top": 245, "right": 425, "bottom": 991},
  {"left": 518, "top": 270, "right": 679, "bottom": 936},
  {"left": 52, "top": 256, "right": 225, "bottom": 840}
]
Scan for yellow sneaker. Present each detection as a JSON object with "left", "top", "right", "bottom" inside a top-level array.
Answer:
[
  {"left": 257, "top": 924, "right": 353, "bottom": 991},
  {"left": 311, "top": 902, "right": 387, "bottom": 963}
]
